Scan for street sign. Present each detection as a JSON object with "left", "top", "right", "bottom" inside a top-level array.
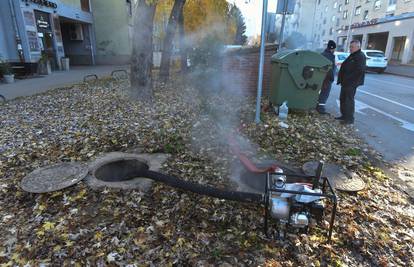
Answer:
[{"left": 276, "top": 0, "right": 296, "bottom": 14}]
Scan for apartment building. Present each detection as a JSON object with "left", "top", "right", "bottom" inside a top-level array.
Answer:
[{"left": 313, "top": 0, "right": 414, "bottom": 64}]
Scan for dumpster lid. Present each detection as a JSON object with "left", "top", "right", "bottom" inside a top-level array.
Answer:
[
  {"left": 271, "top": 49, "right": 331, "bottom": 68},
  {"left": 271, "top": 49, "right": 332, "bottom": 89}
]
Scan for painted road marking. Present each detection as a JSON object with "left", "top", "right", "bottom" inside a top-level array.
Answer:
[
  {"left": 336, "top": 100, "right": 414, "bottom": 132},
  {"left": 359, "top": 90, "right": 414, "bottom": 112},
  {"left": 366, "top": 76, "right": 414, "bottom": 89}
]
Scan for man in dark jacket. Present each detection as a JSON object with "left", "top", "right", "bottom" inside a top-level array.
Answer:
[
  {"left": 317, "top": 40, "right": 337, "bottom": 114},
  {"left": 336, "top": 40, "right": 366, "bottom": 124}
]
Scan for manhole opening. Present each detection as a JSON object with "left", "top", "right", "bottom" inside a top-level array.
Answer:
[{"left": 94, "top": 159, "right": 149, "bottom": 182}]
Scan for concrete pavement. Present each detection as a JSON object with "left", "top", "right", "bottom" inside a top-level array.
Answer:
[
  {"left": 326, "top": 73, "right": 414, "bottom": 197},
  {"left": 0, "top": 65, "right": 128, "bottom": 100}
]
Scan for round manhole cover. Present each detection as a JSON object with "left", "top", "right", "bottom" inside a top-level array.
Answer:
[
  {"left": 302, "top": 161, "right": 365, "bottom": 192},
  {"left": 21, "top": 162, "right": 88, "bottom": 193}
]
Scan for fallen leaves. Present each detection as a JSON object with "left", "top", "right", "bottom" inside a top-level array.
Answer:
[{"left": 0, "top": 77, "right": 412, "bottom": 266}]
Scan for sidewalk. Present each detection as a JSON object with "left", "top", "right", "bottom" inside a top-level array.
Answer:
[
  {"left": 385, "top": 64, "right": 414, "bottom": 78},
  {"left": 0, "top": 65, "right": 129, "bottom": 100}
]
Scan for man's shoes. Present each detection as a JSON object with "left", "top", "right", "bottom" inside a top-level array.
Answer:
[
  {"left": 340, "top": 120, "right": 354, "bottom": 125},
  {"left": 335, "top": 116, "right": 345, "bottom": 120}
]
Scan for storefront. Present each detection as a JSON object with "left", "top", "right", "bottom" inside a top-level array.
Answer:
[
  {"left": 0, "top": 0, "right": 95, "bottom": 71},
  {"left": 337, "top": 13, "right": 414, "bottom": 64}
]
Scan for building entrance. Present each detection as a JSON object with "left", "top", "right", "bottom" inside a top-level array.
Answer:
[
  {"left": 34, "top": 10, "right": 57, "bottom": 70},
  {"left": 367, "top": 32, "right": 389, "bottom": 52},
  {"left": 391, "top": 36, "right": 406, "bottom": 63}
]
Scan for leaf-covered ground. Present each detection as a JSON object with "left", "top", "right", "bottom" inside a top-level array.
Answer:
[{"left": 0, "top": 77, "right": 413, "bottom": 266}]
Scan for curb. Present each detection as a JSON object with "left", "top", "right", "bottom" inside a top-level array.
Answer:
[{"left": 384, "top": 70, "right": 414, "bottom": 79}]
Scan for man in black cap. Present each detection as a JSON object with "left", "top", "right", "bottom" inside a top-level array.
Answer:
[
  {"left": 316, "top": 40, "right": 337, "bottom": 114},
  {"left": 336, "top": 40, "right": 366, "bottom": 125}
]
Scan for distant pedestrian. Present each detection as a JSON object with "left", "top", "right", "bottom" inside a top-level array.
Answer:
[
  {"left": 336, "top": 40, "right": 366, "bottom": 125},
  {"left": 317, "top": 40, "right": 337, "bottom": 114}
]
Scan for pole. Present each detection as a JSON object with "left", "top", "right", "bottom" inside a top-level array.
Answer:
[
  {"left": 278, "top": 0, "right": 288, "bottom": 47},
  {"left": 345, "top": 0, "right": 357, "bottom": 51},
  {"left": 254, "top": 0, "right": 269, "bottom": 123},
  {"left": 8, "top": 0, "right": 24, "bottom": 62}
]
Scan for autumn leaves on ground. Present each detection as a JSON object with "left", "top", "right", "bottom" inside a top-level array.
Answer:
[{"left": 0, "top": 76, "right": 412, "bottom": 266}]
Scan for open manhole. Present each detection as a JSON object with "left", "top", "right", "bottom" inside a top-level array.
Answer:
[
  {"left": 231, "top": 159, "right": 303, "bottom": 193},
  {"left": 85, "top": 152, "right": 169, "bottom": 191},
  {"left": 94, "top": 159, "right": 149, "bottom": 182}
]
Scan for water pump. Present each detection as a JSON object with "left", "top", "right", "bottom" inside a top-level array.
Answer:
[{"left": 264, "top": 163, "right": 337, "bottom": 240}]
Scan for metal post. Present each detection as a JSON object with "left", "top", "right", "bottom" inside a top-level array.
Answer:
[
  {"left": 279, "top": 0, "right": 288, "bottom": 47},
  {"left": 254, "top": 0, "right": 269, "bottom": 124}
]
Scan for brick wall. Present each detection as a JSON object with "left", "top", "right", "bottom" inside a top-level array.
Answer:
[{"left": 222, "top": 44, "right": 278, "bottom": 96}]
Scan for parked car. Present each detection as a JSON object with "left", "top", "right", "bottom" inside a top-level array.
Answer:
[
  {"left": 362, "top": 49, "right": 388, "bottom": 73},
  {"left": 334, "top": 52, "right": 349, "bottom": 74}
]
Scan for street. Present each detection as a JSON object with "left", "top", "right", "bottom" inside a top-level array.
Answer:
[{"left": 326, "top": 73, "right": 414, "bottom": 172}]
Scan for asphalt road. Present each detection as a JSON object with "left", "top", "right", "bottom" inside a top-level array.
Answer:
[{"left": 325, "top": 73, "right": 414, "bottom": 172}]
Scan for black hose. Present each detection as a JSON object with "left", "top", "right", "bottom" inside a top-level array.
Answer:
[{"left": 144, "top": 170, "right": 264, "bottom": 204}]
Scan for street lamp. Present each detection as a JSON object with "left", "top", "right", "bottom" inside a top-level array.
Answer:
[{"left": 345, "top": 0, "right": 357, "bottom": 52}]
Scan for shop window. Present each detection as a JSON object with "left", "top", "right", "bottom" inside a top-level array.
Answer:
[
  {"left": 355, "top": 6, "right": 361, "bottom": 15},
  {"left": 80, "top": 0, "right": 90, "bottom": 12},
  {"left": 363, "top": 10, "right": 369, "bottom": 19},
  {"left": 374, "top": 0, "right": 381, "bottom": 9}
]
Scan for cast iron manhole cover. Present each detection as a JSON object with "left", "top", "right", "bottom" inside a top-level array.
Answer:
[
  {"left": 302, "top": 161, "right": 365, "bottom": 192},
  {"left": 21, "top": 162, "right": 88, "bottom": 193}
]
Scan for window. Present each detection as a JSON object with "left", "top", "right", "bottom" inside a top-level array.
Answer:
[
  {"left": 323, "top": 18, "right": 327, "bottom": 24},
  {"left": 330, "top": 28, "right": 333, "bottom": 35},
  {"left": 322, "top": 30, "right": 326, "bottom": 36},
  {"left": 339, "top": 4, "right": 343, "bottom": 11},
  {"left": 366, "top": 51, "right": 385, "bottom": 57},
  {"left": 336, "top": 18, "right": 340, "bottom": 26},
  {"left": 345, "top": 0, "right": 350, "bottom": 4},
  {"left": 387, "top": 0, "right": 397, "bottom": 11},
  {"left": 80, "top": 0, "right": 90, "bottom": 12},
  {"left": 355, "top": 6, "right": 362, "bottom": 15},
  {"left": 325, "top": 6, "right": 329, "bottom": 12},
  {"left": 363, "top": 10, "right": 369, "bottom": 19},
  {"left": 332, "top": 15, "right": 336, "bottom": 22},
  {"left": 334, "top": 2, "right": 338, "bottom": 8},
  {"left": 343, "top": 10, "right": 348, "bottom": 18},
  {"left": 374, "top": 0, "right": 381, "bottom": 9}
]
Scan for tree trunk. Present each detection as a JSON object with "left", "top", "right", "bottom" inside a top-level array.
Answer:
[
  {"left": 159, "top": 0, "right": 186, "bottom": 82},
  {"left": 130, "top": 0, "right": 156, "bottom": 101},
  {"left": 178, "top": 5, "right": 188, "bottom": 73}
]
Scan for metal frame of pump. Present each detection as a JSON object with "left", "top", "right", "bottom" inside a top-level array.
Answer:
[{"left": 263, "top": 163, "right": 337, "bottom": 241}]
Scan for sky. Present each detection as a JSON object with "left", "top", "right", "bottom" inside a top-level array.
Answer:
[{"left": 228, "top": 0, "right": 278, "bottom": 37}]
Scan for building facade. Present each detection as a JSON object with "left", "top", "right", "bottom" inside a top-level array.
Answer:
[
  {"left": 0, "top": 0, "right": 136, "bottom": 70},
  {"left": 0, "top": 0, "right": 95, "bottom": 69},
  {"left": 312, "top": 0, "right": 414, "bottom": 64}
]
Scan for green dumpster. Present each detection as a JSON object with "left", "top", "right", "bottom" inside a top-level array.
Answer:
[{"left": 269, "top": 50, "right": 332, "bottom": 110}]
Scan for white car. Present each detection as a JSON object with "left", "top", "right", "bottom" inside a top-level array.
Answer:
[
  {"left": 334, "top": 52, "right": 350, "bottom": 72},
  {"left": 362, "top": 50, "right": 388, "bottom": 73}
]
